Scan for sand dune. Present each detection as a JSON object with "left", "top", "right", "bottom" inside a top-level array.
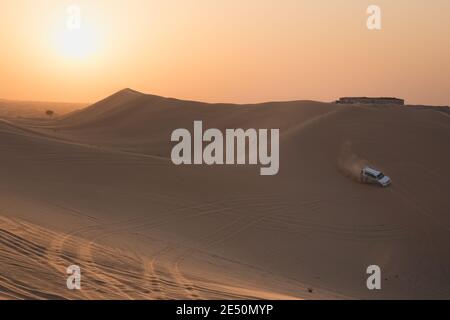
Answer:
[{"left": 1, "top": 89, "right": 449, "bottom": 299}]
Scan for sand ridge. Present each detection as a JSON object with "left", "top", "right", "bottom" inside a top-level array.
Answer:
[{"left": 0, "top": 89, "right": 449, "bottom": 299}]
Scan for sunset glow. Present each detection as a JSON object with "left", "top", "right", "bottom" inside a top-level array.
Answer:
[
  {"left": 54, "top": 26, "right": 99, "bottom": 60},
  {"left": 0, "top": 0, "right": 449, "bottom": 105}
]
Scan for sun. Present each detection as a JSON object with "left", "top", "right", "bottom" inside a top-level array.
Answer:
[
  {"left": 56, "top": 28, "right": 98, "bottom": 59},
  {"left": 58, "top": 29, "right": 96, "bottom": 59},
  {"left": 53, "top": 6, "right": 100, "bottom": 60}
]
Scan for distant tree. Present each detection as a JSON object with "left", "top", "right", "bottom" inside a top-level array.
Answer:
[{"left": 46, "top": 110, "right": 55, "bottom": 117}]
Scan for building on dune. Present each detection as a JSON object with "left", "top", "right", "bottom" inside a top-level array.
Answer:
[{"left": 335, "top": 97, "right": 405, "bottom": 105}]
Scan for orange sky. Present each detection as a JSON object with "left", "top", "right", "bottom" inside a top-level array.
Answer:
[{"left": 0, "top": 0, "right": 449, "bottom": 105}]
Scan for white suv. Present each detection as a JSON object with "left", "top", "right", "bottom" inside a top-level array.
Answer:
[{"left": 360, "top": 166, "right": 391, "bottom": 187}]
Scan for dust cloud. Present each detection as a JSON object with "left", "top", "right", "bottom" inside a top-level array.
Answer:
[{"left": 337, "top": 141, "right": 369, "bottom": 182}]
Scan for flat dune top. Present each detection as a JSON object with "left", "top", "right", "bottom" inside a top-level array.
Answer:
[{"left": 1, "top": 89, "right": 449, "bottom": 299}]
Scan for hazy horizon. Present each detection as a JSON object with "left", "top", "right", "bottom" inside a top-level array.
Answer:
[
  {"left": 1, "top": 0, "right": 449, "bottom": 106},
  {"left": 0, "top": 88, "right": 448, "bottom": 107}
]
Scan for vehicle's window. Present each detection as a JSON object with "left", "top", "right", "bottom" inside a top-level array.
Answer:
[{"left": 366, "top": 172, "right": 375, "bottom": 178}]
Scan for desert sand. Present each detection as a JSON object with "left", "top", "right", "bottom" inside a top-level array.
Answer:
[{"left": 1, "top": 88, "right": 449, "bottom": 299}]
